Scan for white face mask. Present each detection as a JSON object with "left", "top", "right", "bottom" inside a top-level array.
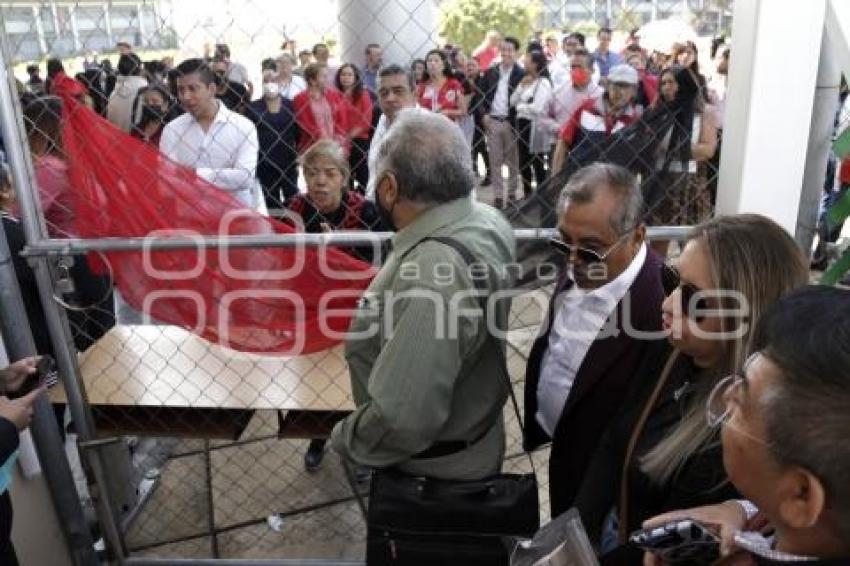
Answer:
[{"left": 263, "top": 82, "right": 280, "bottom": 98}]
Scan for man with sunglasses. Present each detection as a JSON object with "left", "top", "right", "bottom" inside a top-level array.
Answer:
[
  {"left": 642, "top": 286, "right": 850, "bottom": 565},
  {"left": 523, "top": 163, "right": 665, "bottom": 516}
]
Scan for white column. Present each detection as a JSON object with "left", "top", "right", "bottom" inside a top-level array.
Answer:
[
  {"left": 716, "top": 0, "right": 827, "bottom": 236},
  {"left": 337, "top": 0, "right": 438, "bottom": 70}
]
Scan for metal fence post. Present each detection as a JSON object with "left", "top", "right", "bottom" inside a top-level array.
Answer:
[{"left": 0, "top": 19, "right": 128, "bottom": 565}]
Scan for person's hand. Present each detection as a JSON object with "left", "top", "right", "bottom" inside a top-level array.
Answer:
[
  {"left": 319, "top": 222, "right": 333, "bottom": 233},
  {"left": 0, "top": 356, "right": 39, "bottom": 394},
  {"left": 642, "top": 501, "right": 748, "bottom": 558},
  {"left": 0, "top": 388, "right": 42, "bottom": 431}
]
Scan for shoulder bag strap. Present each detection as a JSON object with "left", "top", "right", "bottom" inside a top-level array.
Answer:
[
  {"left": 405, "top": 236, "right": 535, "bottom": 472},
  {"left": 617, "top": 349, "right": 681, "bottom": 543}
]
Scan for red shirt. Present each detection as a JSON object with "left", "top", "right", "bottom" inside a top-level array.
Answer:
[
  {"left": 292, "top": 88, "right": 350, "bottom": 154},
  {"left": 473, "top": 46, "right": 500, "bottom": 70},
  {"left": 342, "top": 90, "right": 373, "bottom": 140},
  {"left": 559, "top": 98, "right": 640, "bottom": 146},
  {"left": 417, "top": 78, "right": 464, "bottom": 120}
]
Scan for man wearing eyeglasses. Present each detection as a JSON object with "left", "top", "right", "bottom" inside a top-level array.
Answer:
[{"left": 523, "top": 162, "right": 665, "bottom": 516}]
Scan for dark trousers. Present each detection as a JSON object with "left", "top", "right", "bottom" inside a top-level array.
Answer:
[
  {"left": 0, "top": 493, "right": 18, "bottom": 566},
  {"left": 516, "top": 118, "right": 547, "bottom": 196},
  {"left": 259, "top": 162, "right": 299, "bottom": 210},
  {"left": 471, "top": 117, "right": 491, "bottom": 177},
  {"left": 349, "top": 137, "right": 370, "bottom": 194}
]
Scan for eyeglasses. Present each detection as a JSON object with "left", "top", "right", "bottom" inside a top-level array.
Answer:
[
  {"left": 549, "top": 232, "right": 629, "bottom": 264},
  {"left": 705, "top": 354, "right": 771, "bottom": 447},
  {"left": 661, "top": 263, "right": 708, "bottom": 321}
]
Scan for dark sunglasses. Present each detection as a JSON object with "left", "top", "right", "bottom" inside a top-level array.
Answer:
[
  {"left": 549, "top": 234, "right": 627, "bottom": 264},
  {"left": 661, "top": 263, "right": 708, "bottom": 321}
]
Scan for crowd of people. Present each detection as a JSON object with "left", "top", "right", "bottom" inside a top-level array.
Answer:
[{"left": 2, "top": 26, "right": 848, "bottom": 566}]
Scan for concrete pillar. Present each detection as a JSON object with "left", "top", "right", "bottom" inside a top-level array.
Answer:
[
  {"left": 716, "top": 0, "right": 827, "bottom": 236},
  {"left": 337, "top": 0, "right": 438, "bottom": 69}
]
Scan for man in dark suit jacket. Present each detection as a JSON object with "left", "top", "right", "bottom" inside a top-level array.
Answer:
[
  {"left": 479, "top": 36, "right": 524, "bottom": 209},
  {"left": 522, "top": 162, "right": 664, "bottom": 517}
]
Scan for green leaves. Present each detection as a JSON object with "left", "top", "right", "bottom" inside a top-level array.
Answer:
[{"left": 439, "top": 0, "right": 543, "bottom": 56}]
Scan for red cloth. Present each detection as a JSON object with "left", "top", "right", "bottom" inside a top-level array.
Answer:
[
  {"left": 341, "top": 90, "right": 373, "bottom": 140},
  {"left": 48, "top": 71, "right": 88, "bottom": 100},
  {"left": 292, "top": 88, "right": 350, "bottom": 153},
  {"left": 472, "top": 46, "right": 500, "bottom": 70},
  {"left": 55, "top": 91, "right": 374, "bottom": 355},
  {"left": 640, "top": 74, "right": 659, "bottom": 106},
  {"left": 416, "top": 78, "right": 465, "bottom": 121},
  {"left": 559, "top": 98, "right": 640, "bottom": 146},
  {"left": 840, "top": 158, "right": 850, "bottom": 186}
]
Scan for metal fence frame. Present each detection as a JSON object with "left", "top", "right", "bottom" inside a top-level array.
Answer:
[{"left": 0, "top": 4, "right": 700, "bottom": 564}]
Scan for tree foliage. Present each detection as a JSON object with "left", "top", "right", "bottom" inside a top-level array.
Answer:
[{"left": 439, "top": 0, "right": 543, "bottom": 56}]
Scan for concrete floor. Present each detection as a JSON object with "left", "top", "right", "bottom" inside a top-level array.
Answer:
[{"left": 119, "top": 287, "right": 550, "bottom": 560}]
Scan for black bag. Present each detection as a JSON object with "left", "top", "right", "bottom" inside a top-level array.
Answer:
[{"left": 356, "top": 237, "right": 540, "bottom": 566}]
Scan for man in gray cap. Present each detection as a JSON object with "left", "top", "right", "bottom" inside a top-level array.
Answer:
[{"left": 552, "top": 63, "right": 641, "bottom": 174}]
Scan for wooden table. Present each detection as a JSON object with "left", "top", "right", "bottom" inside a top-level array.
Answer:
[{"left": 51, "top": 325, "right": 354, "bottom": 439}]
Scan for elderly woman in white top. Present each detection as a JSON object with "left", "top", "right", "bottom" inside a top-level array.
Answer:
[
  {"left": 510, "top": 49, "right": 553, "bottom": 199},
  {"left": 275, "top": 53, "right": 307, "bottom": 101}
]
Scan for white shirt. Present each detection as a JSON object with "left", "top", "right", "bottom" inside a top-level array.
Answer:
[
  {"left": 535, "top": 243, "right": 648, "bottom": 437},
  {"left": 539, "top": 81, "right": 603, "bottom": 136},
  {"left": 365, "top": 114, "right": 389, "bottom": 200},
  {"left": 160, "top": 101, "right": 260, "bottom": 207},
  {"left": 279, "top": 74, "right": 306, "bottom": 100},
  {"left": 490, "top": 64, "right": 513, "bottom": 117},
  {"left": 510, "top": 77, "right": 553, "bottom": 122},
  {"left": 107, "top": 75, "right": 148, "bottom": 133}
]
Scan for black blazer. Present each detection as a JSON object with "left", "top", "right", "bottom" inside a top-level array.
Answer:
[
  {"left": 523, "top": 249, "right": 665, "bottom": 517},
  {"left": 479, "top": 63, "right": 525, "bottom": 120}
]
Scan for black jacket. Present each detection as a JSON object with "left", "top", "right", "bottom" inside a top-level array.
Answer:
[
  {"left": 523, "top": 249, "right": 665, "bottom": 517},
  {"left": 479, "top": 63, "right": 524, "bottom": 120},
  {"left": 574, "top": 342, "right": 739, "bottom": 564},
  {"left": 0, "top": 417, "right": 19, "bottom": 565}
]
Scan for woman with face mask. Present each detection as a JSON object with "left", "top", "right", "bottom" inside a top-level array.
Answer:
[
  {"left": 245, "top": 70, "right": 298, "bottom": 209},
  {"left": 130, "top": 85, "right": 176, "bottom": 146}
]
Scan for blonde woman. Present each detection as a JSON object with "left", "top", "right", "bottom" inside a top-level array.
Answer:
[{"left": 573, "top": 214, "right": 809, "bottom": 562}]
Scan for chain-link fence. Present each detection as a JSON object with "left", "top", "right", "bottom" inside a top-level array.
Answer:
[{"left": 0, "top": 0, "right": 726, "bottom": 562}]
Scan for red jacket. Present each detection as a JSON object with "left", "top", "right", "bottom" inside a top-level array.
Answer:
[
  {"left": 292, "top": 88, "right": 350, "bottom": 153},
  {"left": 341, "top": 90, "right": 373, "bottom": 140}
]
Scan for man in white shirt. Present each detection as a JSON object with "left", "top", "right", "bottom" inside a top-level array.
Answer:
[
  {"left": 522, "top": 163, "right": 665, "bottom": 516},
  {"left": 365, "top": 64, "right": 416, "bottom": 200},
  {"left": 539, "top": 49, "right": 603, "bottom": 148},
  {"left": 160, "top": 58, "right": 260, "bottom": 209},
  {"left": 480, "top": 37, "right": 525, "bottom": 209}
]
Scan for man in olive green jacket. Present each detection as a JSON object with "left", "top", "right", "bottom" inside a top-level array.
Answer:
[{"left": 330, "top": 109, "right": 517, "bottom": 480}]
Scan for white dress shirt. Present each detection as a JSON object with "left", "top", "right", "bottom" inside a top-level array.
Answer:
[
  {"left": 536, "top": 243, "right": 648, "bottom": 437},
  {"left": 490, "top": 64, "right": 513, "bottom": 117},
  {"left": 365, "top": 114, "right": 389, "bottom": 200},
  {"left": 160, "top": 101, "right": 260, "bottom": 208}
]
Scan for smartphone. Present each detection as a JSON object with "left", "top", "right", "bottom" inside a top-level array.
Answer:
[
  {"left": 629, "top": 518, "right": 720, "bottom": 565},
  {"left": 9, "top": 355, "right": 58, "bottom": 399}
]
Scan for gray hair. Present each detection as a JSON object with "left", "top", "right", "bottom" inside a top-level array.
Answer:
[
  {"left": 374, "top": 108, "right": 473, "bottom": 205},
  {"left": 557, "top": 163, "right": 643, "bottom": 234}
]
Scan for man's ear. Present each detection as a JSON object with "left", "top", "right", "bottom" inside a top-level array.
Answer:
[
  {"left": 632, "top": 223, "right": 646, "bottom": 251},
  {"left": 778, "top": 466, "right": 827, "bottom": 530},
  {"left": 379, "top": 172, "right": 399, "bottom": 203}
]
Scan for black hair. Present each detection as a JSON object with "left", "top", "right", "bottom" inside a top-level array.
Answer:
[
  {"left": 335, "top": 63, "right": 364, "bottom": 100},
  {"left": 527, "top": 40, "right": 544, "bottom": 53},
  {"left": 710, "top": 35, "right": 726, "bottom": 59},
  {"left": 571, "top": 32, "right": 586, "bottom": 46},
  {"left": 503, "top": 36, "right": 520, "bottom": 51},
  {"left": 26, "top": 64, "right": 39, "bottom": 74},
  {"left": 526, "top": 49, "right": 549, "bottom": 78},
  {"left": 380, "top": 63, "right": 415, "bottom": 91},
  {"left": 174, "top": 58, "right": 216, "bottom": 86},
  {"left": 214, "top": 43, "right": 231, "bottom": 58},
  {"left": 261, "top": 57, "right": 277, "bottom": 72},
  {"left": 312, "top": 43, "right": 328, "bottom": 56},
  {"left": 365, "top": 43, "right": 380, "bottom": 55},
  {"left": 598, "top": 27, "right": 613, "bottom": 37},
  {"left": 422, "top": 49, "right": 452, "bottom": 82},
  {"left": 46, "top": 58, "right": 64, "bottom": 78},
  {"left": 751, "top": 285, "right": 850, "bottom": 540},
  {"left": 23, "top": 96, "right": 63, "bottom": 156},
  {"left": 118, "top": 53, "right": 142, "bottom": 76}
]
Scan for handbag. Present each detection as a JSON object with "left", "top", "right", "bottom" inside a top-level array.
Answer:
[{"left": 345, "top": 236, "right": 540, "bottom": 566}]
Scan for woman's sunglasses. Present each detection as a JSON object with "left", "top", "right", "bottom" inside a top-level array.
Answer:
[{"left": 661, "top": 263, "right": 708, "bottom": 321}]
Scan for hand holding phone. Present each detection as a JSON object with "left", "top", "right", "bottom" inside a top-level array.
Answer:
[
  {"left": 8, "top": 355, "right": 57, "bottom": 399},
  {"left": 630, "top": 518, "right": 720, "bottom": 565}
]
